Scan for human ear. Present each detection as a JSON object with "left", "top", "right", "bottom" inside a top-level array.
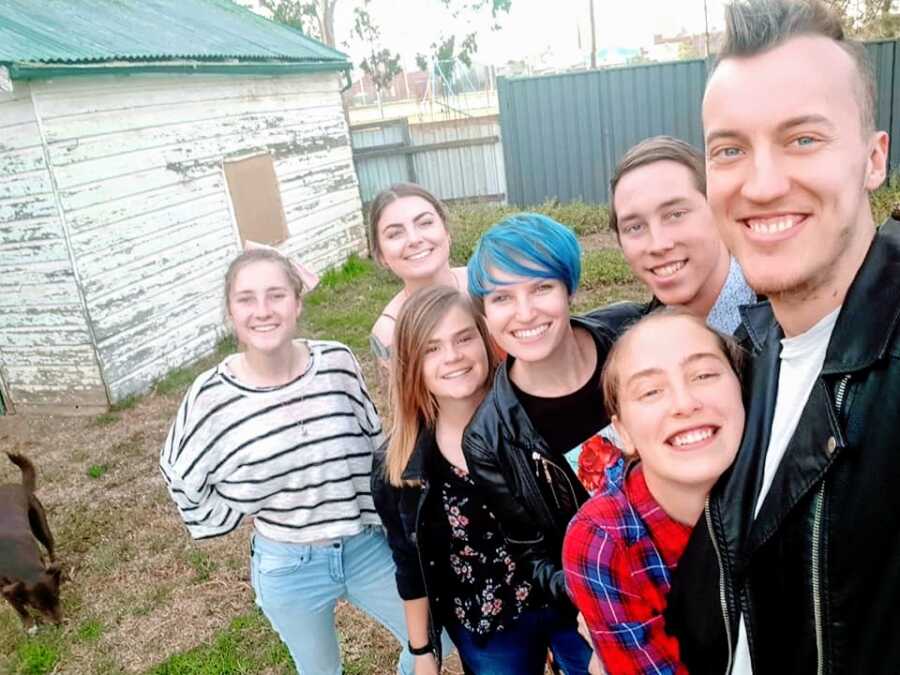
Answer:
[
  {"left": 865, "top": 130, "right": 889, "bottom": 191},
  {"left": 612, "top": 415, "right": 638, "bottom": 458}
]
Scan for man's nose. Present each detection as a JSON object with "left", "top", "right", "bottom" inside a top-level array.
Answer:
[
  {"left": 741, "top": 147, "right": 791, "bottom": 204},
  {"left": 647, "top": 222, "right": 675, "bottom": 254}
]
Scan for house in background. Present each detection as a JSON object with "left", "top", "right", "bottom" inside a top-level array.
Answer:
[{"left": 0, "top": 0, "right": 363, "bottom": 415}]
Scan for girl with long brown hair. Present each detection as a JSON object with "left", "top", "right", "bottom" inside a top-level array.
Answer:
[
  {"left": 368, "top": 183, "right": 468, "bottom": 370},
  {"left": 372, "top": 286, "right": 556, "bottom": 675}
]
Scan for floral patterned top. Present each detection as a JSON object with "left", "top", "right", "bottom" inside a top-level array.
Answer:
[{"left": 434, "top": 452, "right": 532, "bottom": 637}]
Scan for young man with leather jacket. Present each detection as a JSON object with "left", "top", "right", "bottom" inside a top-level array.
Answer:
[{"left": 665, "top": 2, "right": 900, "bottom": 673}]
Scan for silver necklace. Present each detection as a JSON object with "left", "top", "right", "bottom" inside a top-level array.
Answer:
[{"left": 279, "top": 347, "right": 313, "bottom": 437}]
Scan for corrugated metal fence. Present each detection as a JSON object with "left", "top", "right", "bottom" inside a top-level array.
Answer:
[
  {"left": 350, "top": 115, "right": 506, "bottom": 205},
  {"left": 499, "top": 40, "right": 900, "bottom": 206}
]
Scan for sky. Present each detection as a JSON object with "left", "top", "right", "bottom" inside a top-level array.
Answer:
[{"left": 332, "top": 0, "right": 731, "bottom": 69}]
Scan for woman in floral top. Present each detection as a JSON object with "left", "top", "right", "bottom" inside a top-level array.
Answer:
[{"left": 372, "top": 286, "right": 554, "bottom": 675}]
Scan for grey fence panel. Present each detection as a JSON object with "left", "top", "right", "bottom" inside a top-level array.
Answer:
[
  {"left": 409, "top": 117, "right": 505, "bottom": 201},
  {"left": 500, "top": 42, "right": 900, "bottom": 206},
  {"left": 889, "top": 42, "right": 900, "bottom": 172},
  {"left": 351, "top": 115, "right": 505, "bottom": 205},
  {"left": 867, "top": 41, "right": 895, "bottom": 138},
  {"left": 499, "top": 59, "right": 707, "bottom": 206},
  {"left": 350, "top": 120, "right": 412, "bottom": 203}
]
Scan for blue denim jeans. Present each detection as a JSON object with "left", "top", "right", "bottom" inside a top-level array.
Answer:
[
  {"left": 250, "top": 527, "right": 414, "bottom": 675},
  {"left": 446, "top": 605, "right": 592, "bottom": 675}
]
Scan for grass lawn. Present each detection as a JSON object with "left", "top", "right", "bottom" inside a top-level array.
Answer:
[{"left": 1, "top": 187, "right": 898, "bottom": 674}]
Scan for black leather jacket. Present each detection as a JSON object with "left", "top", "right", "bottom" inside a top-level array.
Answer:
[
  {"left": 461, "top": 305, "right": 643, "bottom": 611},
  {"left": 371, "top": 431, "right": 449, "bottom": 662},
  {"left": 665, "top": 227, "right": 900, "bottom": 674}
]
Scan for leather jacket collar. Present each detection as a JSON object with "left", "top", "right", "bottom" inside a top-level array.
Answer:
[
  {"left": 487, "top": 313, "right": 618, "bottom": 459},
  {"left": 723, "top": 225, "right": 900, "bottom": 572},
  {"left": 401, "top": 427, "right": 435, "bottom": 484}
]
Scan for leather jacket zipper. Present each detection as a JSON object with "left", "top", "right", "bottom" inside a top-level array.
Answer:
[
  {"left": 834, "top": 374, "right": 850, "bottom": 411},
  {"left": 810, "top": 374, "right": 848, "bottom": 675},
  {"left": 705, "top": 496, "right": 733, "bottom": 675},
  {"left": 531, "top": 451, "right": 578, "bottom": 510},
  {"left": 812, "top": 481, "right": 826, "bottom": 675}
]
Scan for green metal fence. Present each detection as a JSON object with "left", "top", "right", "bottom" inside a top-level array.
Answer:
[{"left": 499, "top": 40, "right": 900, "bottom": 206}]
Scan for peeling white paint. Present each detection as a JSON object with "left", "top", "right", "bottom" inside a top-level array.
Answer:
[
  {"left": 0, "top": 84, "right": 103, "bottom": 414},
  {"left": 0, "top": 71, "right": 363, "bottom": 413}
]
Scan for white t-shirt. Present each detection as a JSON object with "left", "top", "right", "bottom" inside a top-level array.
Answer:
[{"left": 731, "top": 307, "right": 840, "bottom": 675}]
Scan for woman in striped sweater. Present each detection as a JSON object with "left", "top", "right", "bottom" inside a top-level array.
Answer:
[{"left": 159, "top": 248, "right": 413, "bottom": 675}]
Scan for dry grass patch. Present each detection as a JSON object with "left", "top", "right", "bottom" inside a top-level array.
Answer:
[{"left": 0, "top": 202, "right": 642, "bottom": 674}]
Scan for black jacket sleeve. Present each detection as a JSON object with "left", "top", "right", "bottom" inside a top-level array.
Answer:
[
  {"left": 370, "top": 446, "right": 426, "bottom": 601},
  {"left": 463, "top": 425, "right": 573, "bottom": 612}
]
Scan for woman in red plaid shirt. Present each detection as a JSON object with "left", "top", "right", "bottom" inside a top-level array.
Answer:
[{"left": 563, "top": 307, "right": 746, "bottom": 675}]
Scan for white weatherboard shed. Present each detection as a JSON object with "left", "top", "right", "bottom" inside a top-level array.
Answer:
[{"left": 0, "top": 0, "right": 366, "bottom": 415}]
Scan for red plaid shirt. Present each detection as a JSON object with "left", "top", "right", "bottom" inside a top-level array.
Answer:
[{"left": 563, "top": 459, "right": 691, "bottom": 675}]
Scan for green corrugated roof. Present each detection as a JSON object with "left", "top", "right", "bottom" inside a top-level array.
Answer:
[{"left": 0, "top": 0, "right": 349, "bottom": 68}]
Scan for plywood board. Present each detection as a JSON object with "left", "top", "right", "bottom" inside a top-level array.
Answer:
[{"left": 223, "top": 152, "right": 288, "bottom": 246}]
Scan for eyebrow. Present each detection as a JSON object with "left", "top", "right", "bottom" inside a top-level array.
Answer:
[
  {"left": 233, "top": 286, "right": 289, "bottom": 295},
  {"left": 618, "top": 196, "right": 690, "bottom": 223},
  {"left": 706, "top": 114, "right": 835, "bottom": 145},
  {"left": 624, "top": 351, "right": 726, "bottom": 385},
  {"left": 426, "top": 326, "right": 476, "bottom": 344},
  {"left": 383, "top": 210, "right": 434, "bottom": 230},
  {"left": 657, "top": 197, "right": 690, "bottom": 212}
]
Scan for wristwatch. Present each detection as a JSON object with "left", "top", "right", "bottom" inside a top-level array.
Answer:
[{"left": 408, "top": 640, "right": 434, "bottom": 656}]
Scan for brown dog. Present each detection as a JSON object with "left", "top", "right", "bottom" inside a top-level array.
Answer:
[{"left": 0, "top": 453, "right": 62, "bottom": 632}]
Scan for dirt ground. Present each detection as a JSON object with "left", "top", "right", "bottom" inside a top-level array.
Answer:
[
  {"left": 0, "top": 220, "right": 639, "bottom": 674},
  {"left": 0, "top": 379, "right": 457, "bottom": 674}
]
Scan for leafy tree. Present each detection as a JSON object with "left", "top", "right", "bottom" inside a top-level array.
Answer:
[
  {"left": 351, "top": 2, "right": 402, "bottom": 96},
  {"left": 824, "top": 0, "right": 900, "bottom": 39},
  {"left": 415, "top": 0, "right": 513, "bottom": 76},
  {"left": 260, "top": 0, "right": 338, "bottom": 47},
  {"left": 260, "top": 0, "right": 513, "bottom": 97}
]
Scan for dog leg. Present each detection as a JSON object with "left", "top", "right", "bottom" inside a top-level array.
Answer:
[{"left": 27, "top": 495, "right": 55, "bottom": 562}]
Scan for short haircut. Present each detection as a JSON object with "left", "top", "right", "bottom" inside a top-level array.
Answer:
[
  {"left": 608, "top": 136, "right": 706, "bottom": 235},
  {"left": 713, "top": 0, "right": 876, "bottom": 133},
  {"left": 367, "top": 183, "right": 449, "bottom": 264},
  {"left": 600, "top": 306, "right": 746, "bottom": 420},
  {"left": 467, "top": 213, "right": 582, "bottom": 306}
]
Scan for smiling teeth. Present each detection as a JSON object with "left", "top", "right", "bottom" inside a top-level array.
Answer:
[
  {"left": 443, "top": 368, "right": 471, "bottom": 379},
  {"left": 252, "top": 325, "right": 277, "bottom": 332},
  {"left": 653, "top": 261, "right": 686, "bottom": 278},
  {"left": 672, "top": 427, "right": 713, "bottom": 447},
  {"left": 748, "top": 217, "right": 797, "bottom": 234},
  {"left": 406, "top": 249, "right": 432, "bottom": 260},
  {"left": 512, "top": 324, "right": 549, "bottom": 339}
]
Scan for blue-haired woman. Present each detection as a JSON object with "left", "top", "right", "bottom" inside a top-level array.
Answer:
[{"left": 461, "top": 214, "right": 641, "bottom": 674}]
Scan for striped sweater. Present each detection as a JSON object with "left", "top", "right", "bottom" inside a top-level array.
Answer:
[{"left": 159, "top": 340, "right": 385, "bottom": 543}]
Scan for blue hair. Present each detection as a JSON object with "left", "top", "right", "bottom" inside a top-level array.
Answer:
[{"left": 467, "top": 213, "right": 582, "bottom": 298}]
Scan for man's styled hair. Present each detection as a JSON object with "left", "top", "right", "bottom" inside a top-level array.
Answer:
[
  {"left": 713, "top": 0, "right": 876, "bottom": 133},
  {"left": 608, "top": 136, "right": 707, "bottom": 235}
]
